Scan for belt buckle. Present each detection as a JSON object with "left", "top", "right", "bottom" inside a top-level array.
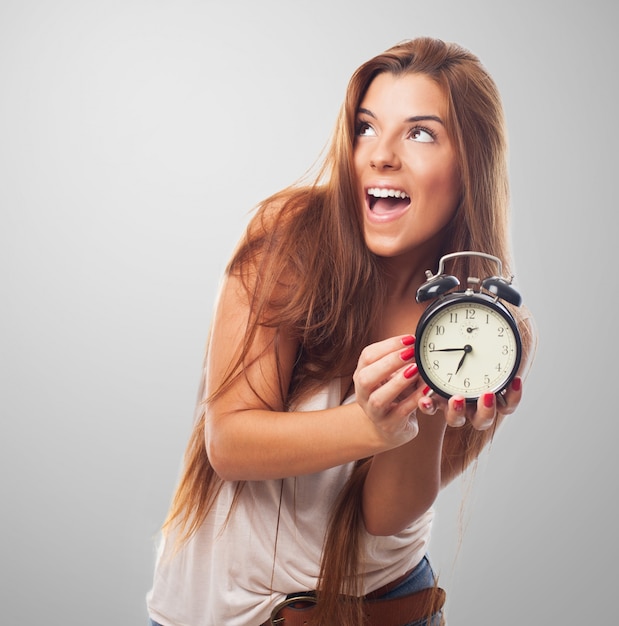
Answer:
[{"left": 268, "top": 594, "right": 318, "bottom": 625}]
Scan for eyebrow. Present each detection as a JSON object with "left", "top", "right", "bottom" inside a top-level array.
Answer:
[{"left": 357, "top": 107, "right": 445, "bottom": 125}]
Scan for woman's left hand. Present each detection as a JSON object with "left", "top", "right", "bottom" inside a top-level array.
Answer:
[{"left": 417, "top": 376, "right": 523, "bottom": 430}]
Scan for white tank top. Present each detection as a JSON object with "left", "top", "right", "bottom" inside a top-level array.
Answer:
[{"left": 147, "top": 380, "right": 433, "bottom": 626}]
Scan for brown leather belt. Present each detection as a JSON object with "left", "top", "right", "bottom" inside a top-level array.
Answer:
[{"left": 260, "top": 572, "right": 445, "bottom": 626}]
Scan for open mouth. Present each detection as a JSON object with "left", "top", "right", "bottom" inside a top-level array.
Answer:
[{"left": 367, "top": 187, "right": 410, "bottom": 215}]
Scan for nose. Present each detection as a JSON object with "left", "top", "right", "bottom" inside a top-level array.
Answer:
[{"left": 369, "top": 137, "right": 401, "bottom": 170}]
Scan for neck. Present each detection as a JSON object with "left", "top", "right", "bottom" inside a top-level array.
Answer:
[{"left": 377, "top": 248, "right": 442, "bottom": 303}]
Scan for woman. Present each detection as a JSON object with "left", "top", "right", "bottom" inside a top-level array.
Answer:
[{"left": 147, "top": 37, "right": 536, "bottom": 626}]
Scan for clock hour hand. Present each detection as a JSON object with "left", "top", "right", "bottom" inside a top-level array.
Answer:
[
  {"left": 455, "top": 344, "right": 473, "bottom": 374},
  {"left": 429, "top": 347, "right": 466, "bottom": 352}
]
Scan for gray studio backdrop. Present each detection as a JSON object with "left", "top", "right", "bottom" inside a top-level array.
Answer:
[{"left": 1, "top": 1, "right": 616, "bottom": 624}]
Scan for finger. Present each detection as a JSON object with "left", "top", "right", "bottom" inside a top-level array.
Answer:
[
  {"left": 354, "top": 338, "right": 417, "bottom": 399},
  {"left": 356, "top": 335, "right": 415, "bottom": 368},
  {"left": 469, "top": 392, "right": 497, "bottom": 430},
  {"left": 362, "top": 373, "right": 421, "bottom": 437},
  {"left": 445, "top": 395, "right": 467, "bottom": 427},
  {"left": 364, "top": 362, "right": 420, "bottom": 417},
  {"left": 418, "top": 389, "right": 438, "bottom": 415},
  {"left": 498, "top": 377, "right": 522, "bottom": 416}
]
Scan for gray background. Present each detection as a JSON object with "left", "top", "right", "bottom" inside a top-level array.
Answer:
[{"left": 1, "top": 0, "right": 616, "bottom": 624}]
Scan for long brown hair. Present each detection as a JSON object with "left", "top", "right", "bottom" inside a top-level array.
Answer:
[{"left": 162, "top": 37, "right": 536, "bottom": 624}]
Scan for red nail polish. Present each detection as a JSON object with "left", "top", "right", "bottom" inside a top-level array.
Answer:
[
  {"left": 453, "top": 398, "right": 465, "bottom": 411},
  {"left": 403, "top": 364, "right": 418, "bottom": 379},
  {"left": 400, "top": 347, "right": 415, "bottom": 361},
  {"left": 511, "top": 377, "right": 522, "bottom": 392},
  {"left": 421, "top": 398, "right": 434, "bottom": 412},
  {"left": 422, "top": 385, "right": 431, "bottom": 396},
  {"left": 401, "top": 335, "right": 416, "bottom": 346},
  {"left": 483, "top": 393, "right": 495, "bottom": 408}
]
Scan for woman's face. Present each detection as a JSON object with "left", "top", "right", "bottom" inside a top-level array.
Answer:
[{"left": 353, "top": 72, "right": 461, "bottom": 260}]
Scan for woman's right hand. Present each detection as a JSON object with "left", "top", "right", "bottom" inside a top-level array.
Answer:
[{"left": 353, "top": 335, "right": 427, "bottom": 446}]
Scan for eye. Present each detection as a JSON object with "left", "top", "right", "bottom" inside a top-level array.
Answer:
[
  {"left": 356, "top": 120, "right": 376, "bottom": 137},
  {"left": 409, "top": 126, "right": 436, "bottom": 143}
]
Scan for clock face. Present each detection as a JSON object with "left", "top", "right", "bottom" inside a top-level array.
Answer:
[{"left": 416, "top": 294, "right": 522, "bottom": 400}]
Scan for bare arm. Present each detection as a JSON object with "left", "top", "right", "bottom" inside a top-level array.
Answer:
[
  {"left": 362, "top": 414, "right": 446, "bottom": 536},
  {"left": 204, "top": 273, "right": 401, "bottom": 481},
  {"left": 354, "top": 335, "right": 524, "bottom": 536},
  {"left": 206, "top": 271, "right": 525, "bottom": 533}
]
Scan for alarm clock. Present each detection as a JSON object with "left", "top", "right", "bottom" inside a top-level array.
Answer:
[{"left": 415, "top": 251, "right": 523, "bottom": 402}]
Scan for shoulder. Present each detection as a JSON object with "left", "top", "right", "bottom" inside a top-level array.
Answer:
[{"left": 230, "top": 185, "right": 325, "bottom": 282}]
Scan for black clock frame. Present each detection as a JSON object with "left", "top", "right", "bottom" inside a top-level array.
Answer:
[{"left": 415, "top": 291, "right": 523, "bottom": 401}]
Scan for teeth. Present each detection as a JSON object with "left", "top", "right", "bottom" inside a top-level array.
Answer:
[{"left": 368, "top": 187, "right": 409, "bottom": 199}]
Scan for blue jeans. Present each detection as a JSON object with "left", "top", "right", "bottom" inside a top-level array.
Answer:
[
  {"left": 375, "top": 554, "right": 444, "bottom": 625},
  {"left": 148, "top": 556, "right": 443, "bottom": 626}
]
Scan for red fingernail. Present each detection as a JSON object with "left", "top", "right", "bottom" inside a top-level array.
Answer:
[
  {"left": 422, "top": 385, "right": 431, "bottom": 396},
  {"left": 483, "top": 393, "right": 495, "bottom": 408},
  {"left": 421, "top": 398, "right": 434, "bottom": 412},
  {"left": 401, "top": 335, "right": 416, "bottom": 346},
  {"left": 511, "top": 377, "right": 522, "bottom": 392},
  {"left": 453, "top": 398, "right": 465, "bottom": 411},
  {"left": 400, "top": 347, "right": 415, "bottom": 361},
  {"left": 403, "top": 364, "right": 418, "bottom": 379}
]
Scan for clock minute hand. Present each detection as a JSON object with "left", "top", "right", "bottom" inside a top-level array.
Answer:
[{"left": 429, "top": 347, "right": 466, "bottom": 352}]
